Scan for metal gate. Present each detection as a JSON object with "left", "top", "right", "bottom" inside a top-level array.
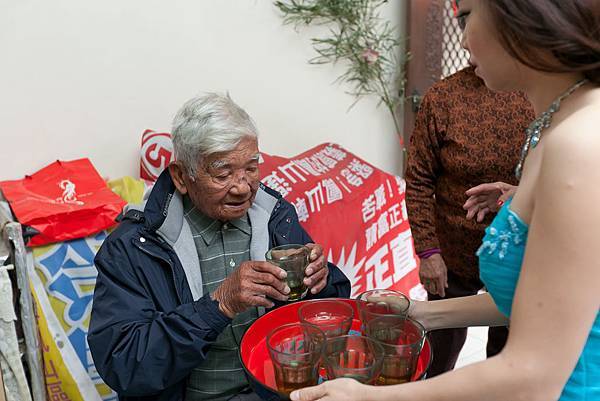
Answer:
[
  {"left": 403, "top": 0, "right": 470, "bottom": 163},
  {"left": 441, "top": 0, "right": 469, "bottom": 78}
]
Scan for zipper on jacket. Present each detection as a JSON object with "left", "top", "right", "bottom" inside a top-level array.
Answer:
[{"left": 132, "top": 239, "right": 183, "bottom": 305}]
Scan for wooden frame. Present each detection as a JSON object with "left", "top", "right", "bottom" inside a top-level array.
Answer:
[
  {"left": 404, "top": 0, "right": 444, "bottom": 142},
  {"left": 2, "top": 223, "right": 46, "bottom": 401}
]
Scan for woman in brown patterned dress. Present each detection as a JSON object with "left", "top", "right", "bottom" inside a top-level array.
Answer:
[{"left": 403, "top": 66, "right": 534, "bottom": 376}]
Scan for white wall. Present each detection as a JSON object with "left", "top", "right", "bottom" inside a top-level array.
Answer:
[{"left": 0, "top": 0, "right": 406, "bottom": 181}]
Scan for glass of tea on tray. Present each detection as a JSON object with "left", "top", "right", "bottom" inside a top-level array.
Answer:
[
  {"left": 266, "top": 323, "right": 325, "bottom": 395},
  {"left": 322, "top": 335, "right": 384, "bottom": 384},
  {"left": 298, "top": 299, "right": 354, "bottom": 338},
  {"left": 366, "top": 315, "right": 426, "bottom": 385},
  {"left": 357, "top": 289, "right": 411, "bottom": 333}
]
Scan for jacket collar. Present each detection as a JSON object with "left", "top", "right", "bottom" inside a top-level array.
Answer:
[{"left": 143, "top": 169, "right": 180, "bottom": 236}]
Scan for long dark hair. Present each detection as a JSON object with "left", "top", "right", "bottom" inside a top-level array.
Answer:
[{"left": 484, "top": 0, "right": 600, "bottom": 84}]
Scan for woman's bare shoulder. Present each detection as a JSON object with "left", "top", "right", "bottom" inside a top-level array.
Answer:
[
  {"left": 536, "top": 88, "right": 600, "bottom": 216},
  {"left": 545, "top": 88, "right": 600, "bottom": 157}
]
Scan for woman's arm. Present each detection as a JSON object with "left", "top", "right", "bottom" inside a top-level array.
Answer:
[{"left": 410, "top": 292, "right": 508, "bottom": 330}]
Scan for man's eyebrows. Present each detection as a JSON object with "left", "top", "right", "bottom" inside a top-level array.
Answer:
[
  {"left": 209, "top": 154, "right": 260, "bottom": 169},
  {"left": 209, "top": 160, "right": 228, "bottom": 169}
]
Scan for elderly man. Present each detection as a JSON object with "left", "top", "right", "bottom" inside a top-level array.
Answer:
[{"left": 88, "top": 93, "right": 350, "bottom": 401}]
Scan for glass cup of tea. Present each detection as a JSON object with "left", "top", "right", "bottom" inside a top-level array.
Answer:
[
  {"left": 266, "top": 323, "right": 325, "bottom": 396},
  {"left": 356, "top": 289, "right": 411, "bottom": 333},
  {"left": 365, "top": 316, "right": 426, "bottom": 385},
  {"left": 266, "top": 244, "right": 310, "bottom": 301},
  {"left": 298, "top": 300, "right": 354, "bottom": 339},
  {"left": 322, "top": 335, "right": 384, "bottom": 384}
]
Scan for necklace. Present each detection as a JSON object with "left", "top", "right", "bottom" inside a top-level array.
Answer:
[{"left": 515, "top": 78, "right": 588, "bottom": 180}]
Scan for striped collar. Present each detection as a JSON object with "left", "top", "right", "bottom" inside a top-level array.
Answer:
[{"left": 182, "top": 195, "right": 251, "bottom": 245}]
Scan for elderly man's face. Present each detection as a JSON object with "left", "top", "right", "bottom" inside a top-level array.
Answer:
[{"left": 170, "top": 137, "right": 260, "bottom": 221}]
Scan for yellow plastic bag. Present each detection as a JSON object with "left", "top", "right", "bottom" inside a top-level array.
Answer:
[{"left": 107, "top": 176, "right": 147, "bottom": 204}]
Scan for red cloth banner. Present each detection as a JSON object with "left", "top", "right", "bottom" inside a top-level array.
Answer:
[
  {"left": 260, "top": 143, "right": 423, "bottom": 299},
  {"left": 0, "top": 159, "right": 126, "bottom": 247}
]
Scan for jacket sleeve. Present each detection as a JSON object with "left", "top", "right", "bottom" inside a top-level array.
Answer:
[
  {"left": 273, "top": 204, "right": 351, "bottom": 299},
  {"left": 88, "top": 235, "right": 231, "bottom": 397},
  {"left": 405, "top": 91, "right": 444, "bottom": 253}
]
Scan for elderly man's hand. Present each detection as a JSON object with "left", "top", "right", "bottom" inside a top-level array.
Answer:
[
  {"left": 212, "top": 261, "right": 290, "bottom": 318},
  {"left": 303, "top": 243, "right": 329, "bottom": 295}
]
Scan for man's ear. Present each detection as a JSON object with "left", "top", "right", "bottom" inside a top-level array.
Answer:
[{"left": 168, "top": 162, "right": 189, "bottom": 195}]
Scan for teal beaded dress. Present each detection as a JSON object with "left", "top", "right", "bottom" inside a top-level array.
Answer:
[{"left": 478, "top": 199, "right": 600, "bottom": 400}]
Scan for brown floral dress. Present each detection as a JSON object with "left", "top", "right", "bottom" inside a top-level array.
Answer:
[{"left": 405, "top": 67, "right": 535, "bottom": 283}]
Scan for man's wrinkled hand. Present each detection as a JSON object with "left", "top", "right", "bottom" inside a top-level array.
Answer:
[
  {"left": 212, "top": 261, "right": 290, "bottom": 318},
  {"left": 303, "top": 243, "right": 329, "bottom": 295},
  {"left": 419, "top": 253, "right": 448, "bottom": 297}
]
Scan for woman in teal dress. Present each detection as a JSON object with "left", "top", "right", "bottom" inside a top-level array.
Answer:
[{"left": 291, "top": 0, "right": 600, "bottom": 400}]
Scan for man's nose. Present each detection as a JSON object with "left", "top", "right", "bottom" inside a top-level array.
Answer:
[{"left": 228, "top": 172, "right": 251, "bottom": 194}]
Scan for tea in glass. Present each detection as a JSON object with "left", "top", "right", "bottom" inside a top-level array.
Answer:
[
  {"left": 298, "top": 300, "right": 354, "bottom": 338},
  {"left": 266, "top": 244, "right": 310, "bottom": 301},
  {"left": 357, "top": 289, "right": 410, "bottom": 334},
  {"left": 366, "top": 316, "right": 425, "bottom": 386},
  {"left": 322, "top": 335, "right": 384, "bottom": 384},
  {"left": 267, "top": 323, "right": 324, "bottom": 395}
]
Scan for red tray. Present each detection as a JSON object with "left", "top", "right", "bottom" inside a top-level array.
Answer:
[{"left": 240, "top": 298, "right": 432, "bottom": 399}]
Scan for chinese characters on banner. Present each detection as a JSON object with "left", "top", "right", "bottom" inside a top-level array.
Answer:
[
  {"left": 44, "top": 357, "right": 72, "bottom": 401},
  {"left": 260, "top": 143, "right": 424, "bottom": 299}
]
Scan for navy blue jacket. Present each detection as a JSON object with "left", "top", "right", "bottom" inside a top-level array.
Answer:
[{"left": 88, "top": 171, "right": 350, "bottom": 401}]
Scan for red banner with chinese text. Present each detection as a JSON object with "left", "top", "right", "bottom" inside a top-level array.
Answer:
[{"left": 260, "top": 143, "right": 424, "bottom": 299}]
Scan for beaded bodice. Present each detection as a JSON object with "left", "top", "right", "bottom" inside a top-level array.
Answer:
[
  {"left": 477, "top": 199, "right": 528, "bottom": 316},
  {"left": 478, "top": 200, "right": 600, "bottom": 400}
]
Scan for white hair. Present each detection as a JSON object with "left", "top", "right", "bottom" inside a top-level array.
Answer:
[{"left": 171, "top": 92, "right": 259, "bottom": 176}]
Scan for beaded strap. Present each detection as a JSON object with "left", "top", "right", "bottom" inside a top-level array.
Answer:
[{"left": 515, "top": 79, "right": 588, "bottom": 180}]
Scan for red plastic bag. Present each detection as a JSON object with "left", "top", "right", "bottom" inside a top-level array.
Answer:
[{"left": 0, "top": 159, "right": 126, "bottom": 246}]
